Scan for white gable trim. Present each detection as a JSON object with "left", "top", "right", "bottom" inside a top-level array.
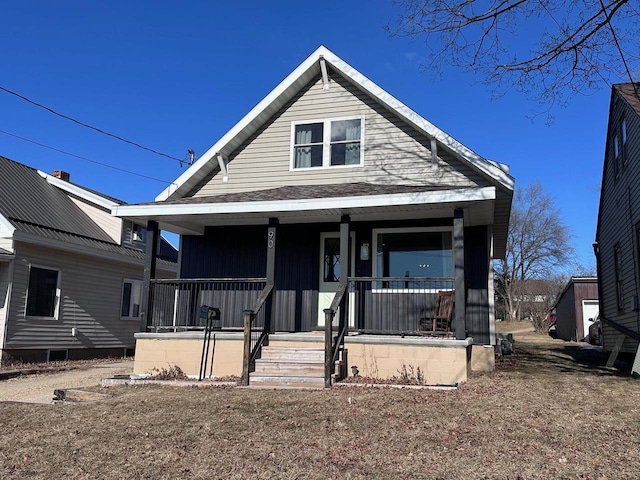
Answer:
[
  {"left": 155, "top": 46, "right": 513, "bottom": 202},
  {"left": 0, "top": 213, "right": 16, "bottom": 239},
  {"left": 118, "top": 186, "right": 495, "bottom": 218},
  {"left": 39, "top": 171, "right": 121, "bottom": 209}
]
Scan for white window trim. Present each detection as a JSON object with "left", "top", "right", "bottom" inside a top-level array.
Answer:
[
  {"left": 371, "top": 226, "right": 454, "bottom": 293},
  {"left": 120, "top": 278, "right": 143, "bottom": 320},
  {"left": 24, "top": 263, "right": 61, "bottom": 320},
  {"left": 289, "top": 115, "right": 365, "bottom": 171}
]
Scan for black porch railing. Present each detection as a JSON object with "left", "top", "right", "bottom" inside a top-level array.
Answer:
[
  {"left": 147, "top": 278, "right": 267, "bottom": 331},
  {"left": 348, "top": 277, "right": 455, "bottom": 334}
]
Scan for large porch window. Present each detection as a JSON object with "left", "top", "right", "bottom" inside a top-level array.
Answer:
[{"left": 373, "top": 228, "right": 453, "bottom": 285}]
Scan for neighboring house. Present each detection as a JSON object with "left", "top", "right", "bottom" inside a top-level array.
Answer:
[
  {"left": 595, "top": 82, "right": 640, "bottom": 355},
  {"left": 114, "top": 46, "right": 514, "bottom": 386},
  {"left": 0, "top": 156, "right": 178, "bottom": 364},
  {"left": 554, "top": 277, "right": 599, "bottom": 342}
]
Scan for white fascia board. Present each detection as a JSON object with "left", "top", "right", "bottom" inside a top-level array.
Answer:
[
  {"left": 0, "top": 213, "right": 16, "bottom": 238},
  {"left": 116, "top": 186, "right": 495, "bottom": 218},
  {"left": 155, "top": 46, "right": 328, "bottom": 202},
  {"left": 39, "top": 171, "right": 121, "bottom": 209}
]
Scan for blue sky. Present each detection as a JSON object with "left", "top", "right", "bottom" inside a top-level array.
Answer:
[{"left": 1, "top": 2, "right": 609, "bottom": 270}]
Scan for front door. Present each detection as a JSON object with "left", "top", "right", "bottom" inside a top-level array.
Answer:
[{"left": 318, "top": 232, "right": 355, "bottom": 327}]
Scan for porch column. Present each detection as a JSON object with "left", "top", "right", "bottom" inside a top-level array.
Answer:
[
  {"left": 454, "top": 209, "right": 466, "bottom": 340},
  {"left": 266, "top": 218, "right": 278, "bottom": 335},
  {"left": 140, "top": 220, "right": 159, "bottom": 332},
  {"left": 339, "top": 215, "right": 351, "bottom": 331}
]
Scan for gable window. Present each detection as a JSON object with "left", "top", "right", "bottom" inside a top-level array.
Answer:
[
  {"left": 614, "top": 243, "right": 624, "bottom": 310},
  {"left": 292, "top": 117, "right": 363, "bottom": 169},
  {"left": 613, "top": 134, "right": 621, "bottom": 177},
  {"left": 26, "top": 266, "right": 60, "bottom": 318},
  {"left": 132, "top": 223, "right": 147, "bottom": 243},
  {"left": 373, "top": 228, "right": 453, "bottom": 288},
  {"left": 121, "top": 279, "right": 142, "bottom": 318}
]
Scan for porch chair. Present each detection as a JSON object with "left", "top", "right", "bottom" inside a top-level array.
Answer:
[{"left": 418, "top": 290, "right": 454, "bottom": 335}]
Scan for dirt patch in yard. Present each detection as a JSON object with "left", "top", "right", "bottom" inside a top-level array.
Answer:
[{"left": 1, "top": 332, "right": 639, "bottom": 479}]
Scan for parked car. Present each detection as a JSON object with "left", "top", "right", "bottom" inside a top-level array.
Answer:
[{"left": 588, "top": 314, "right": 602, "bottom": 345}]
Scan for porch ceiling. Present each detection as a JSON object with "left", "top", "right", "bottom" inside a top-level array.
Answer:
[{"left": 113, "top": 185, "right": 496, "bottom": 237}]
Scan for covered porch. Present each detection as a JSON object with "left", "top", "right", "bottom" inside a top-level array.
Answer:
[{"left": 115, "top": 184, "right": 502, "bottom": 385}]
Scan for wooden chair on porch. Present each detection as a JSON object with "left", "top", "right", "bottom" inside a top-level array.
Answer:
[{"left": 418, "top": 290, "right": 454, "bottom": 335}]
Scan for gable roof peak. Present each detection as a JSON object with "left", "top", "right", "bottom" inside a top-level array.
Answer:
[{"left": 156, "top": 46, "right": 513, "bottom": 201}]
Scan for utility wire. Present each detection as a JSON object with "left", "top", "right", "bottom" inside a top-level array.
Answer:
[
  {"left": 0, "top": 128, "right": 173, "bottom": 184},
  {"left": 0, "top": 84, "right": 189, "bottom": 165}
]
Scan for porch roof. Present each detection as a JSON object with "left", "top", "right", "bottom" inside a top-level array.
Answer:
[{"left": 113, "top": 182, "right": 506, "bottom": 256}]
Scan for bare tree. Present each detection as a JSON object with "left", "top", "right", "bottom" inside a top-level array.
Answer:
[
  {"left": 388, "top": 0, "right": 640, "bottom": 116},
  {"left": 495, "top": 181, "right": 572, "bottom": 329}
]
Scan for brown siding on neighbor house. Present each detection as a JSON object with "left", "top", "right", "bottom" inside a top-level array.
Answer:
[
  {"left": 555, "top": 280, "right": 599, "bottom": 341},
  {"left": 190, "top": 72, "right": 489, "bottom": 197},
  {"left": 597, "top": 87, "right": 640, "bottom": 353},
  {"left": 5, "top": 241, "right": 174, "bottom": 351}
]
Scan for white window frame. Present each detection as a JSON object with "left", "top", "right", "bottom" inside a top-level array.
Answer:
[
  {"left": 25, "top": 264, "right": 61, "bottom": 320},
  {"left": 371, "top": 226, "right": 454, "bottom": 293},
  {"left": 290, "top": 115, "right": 365, "bottom": 170},
  {"left": 120, "top": 278, "right": 143, "bottom": 320}
]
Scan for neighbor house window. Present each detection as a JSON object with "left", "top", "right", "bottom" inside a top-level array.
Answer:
[
  {"left": 373, "top": 228, "right": 453, "bottom": 288},
  {"left": 132, "top": 223, "right": 147, "bottom": 243},
  {"left": 613, "top": 134, "right": 621, "bottom": 177},
  {"left": 614, "top": 243, "right": 624, "bottom": 310},
  {"left": 292, "top": 117, "right": 363, "bottom": 169},
  {"left": 121, "top": 279, "right": 142, "bottom": 318},
  {"left": 26, "top": 266, "right": 60, "bottom": 318},
  {"left": 621, "top": 118, "right": 628, "bottom": 167}
]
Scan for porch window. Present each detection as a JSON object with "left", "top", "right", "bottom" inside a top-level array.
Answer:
[
  {"left": 121, "top": 279, "right": 142, "bottom": 318},
  {"left": 292, "top": 116, "right": 363, "bottom": 169},
  {"left": 374, "top": 228, "right": 453, "bottom": 282},
  {"left": 26, "top": 266, "right": 60, "bottom": 318}
]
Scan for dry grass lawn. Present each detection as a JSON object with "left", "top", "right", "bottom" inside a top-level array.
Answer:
[{"left": 1, "top": 332, "right": 639, "bottom": 479}]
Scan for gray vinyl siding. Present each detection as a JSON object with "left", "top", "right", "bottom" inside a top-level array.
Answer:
[
  {"left": 0, "top": 262, "right": 9, "bottom": 348},
  {"left": 597, "top": 89, "right": 640, "bottom": 353},
  {"left": 191, "top": 72, "right": 488, "bottom": 197},
  {"left": 5, "top": 241, "right": 173, "bottom": 351}
]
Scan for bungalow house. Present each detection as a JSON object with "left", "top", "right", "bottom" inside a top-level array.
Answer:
[
  {"left": 114, "top": 46, "right": 514, "bottom": 386},
  {"left": 554, "top": 277, "right": 599, "bottom": 342},
  {"left": 0, "top": 156, "right": 177, "bottom": 364},
  {"left": 595, "top": 82, "right": 640, "bottom": 356}
]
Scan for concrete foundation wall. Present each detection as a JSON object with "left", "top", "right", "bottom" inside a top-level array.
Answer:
[{"left": 134, "top": 332, "right": 482, "bottom": 384}]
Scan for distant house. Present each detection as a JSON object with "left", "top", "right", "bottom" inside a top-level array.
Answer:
[
  {"left": 554, "top": 277, "right": 599, "bottom": 342},
  {"left": 0, "top": 156, "right": 177, "bottom": 364},
  {"left": 595, "top": 82, "right": 640, "bottom": 354},
  {"left": 114, "top": 46, "right": 514, "bottom": 386}
]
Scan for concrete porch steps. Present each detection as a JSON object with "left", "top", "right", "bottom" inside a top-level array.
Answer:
[{"left": 250, "top": 346, "right": 325, "bottom": 388}]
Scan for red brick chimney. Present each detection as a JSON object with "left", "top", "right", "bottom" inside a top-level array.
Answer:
[{"left": 52, "top": 170, "right": 70, "bottom": 182}]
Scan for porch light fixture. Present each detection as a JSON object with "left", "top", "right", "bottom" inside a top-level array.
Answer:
[{"left": 360, "top": 243, "right": 370, "bottom": 261}]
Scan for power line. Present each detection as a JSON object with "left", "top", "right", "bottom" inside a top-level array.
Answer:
[
  {"left": 0, "top": 84, "right": 190, "bottom": 165},
  {"left": 0, "top": 128, "right": 174, "bottom": 184}
]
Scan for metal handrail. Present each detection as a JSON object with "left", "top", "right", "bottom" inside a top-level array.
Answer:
[{"left": 324, "top": 282, "right": 349, "bottom": 388}]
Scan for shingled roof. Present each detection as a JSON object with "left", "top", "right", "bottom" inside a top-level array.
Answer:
[{"left": 615, "top": 83, "right": 640, "bottom": 115}]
